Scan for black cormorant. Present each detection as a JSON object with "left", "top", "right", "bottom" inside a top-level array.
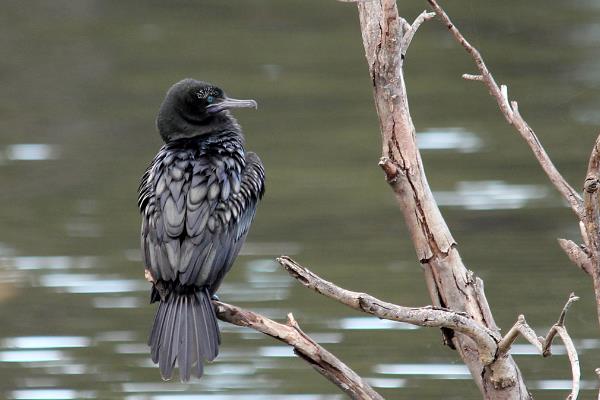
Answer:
[{"left": 137, "top": 79, "right": 265, "bottom": 381}]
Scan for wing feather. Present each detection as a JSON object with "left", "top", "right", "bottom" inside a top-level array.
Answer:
[{"left": 139, "top": 138, "right": 265, "bottom": 293}]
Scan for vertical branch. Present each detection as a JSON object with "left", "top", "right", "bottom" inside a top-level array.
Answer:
[
  {"left": 583, "top": 135, "right": 600, "bottom": 326},
  {"left": 354, "top": 1, "right": 529, "bottom": 398}
]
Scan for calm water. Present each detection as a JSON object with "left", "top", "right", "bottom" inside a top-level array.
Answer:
[{"left": 1, "top": 1, "right": 600, "bottom": 399}]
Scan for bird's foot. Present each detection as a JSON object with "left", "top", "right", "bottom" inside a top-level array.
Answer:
[
  {"left": 144, "top": 269, "right": 155, "bottom": 284},
  {"left": 211, "top": 294, "right": 220, "bottom": 301}
]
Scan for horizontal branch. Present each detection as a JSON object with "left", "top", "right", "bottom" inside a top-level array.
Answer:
[
  {"left": 277, "top": 256, "right": 499, "bottom": 364},
  {"left": 214, "top": 300, "right": 383, "bottom": 400}
]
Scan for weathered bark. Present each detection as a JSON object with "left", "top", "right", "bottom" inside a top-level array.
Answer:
[
  {"left": 355, "top": 1, "right": 530, "bottom": 398},
  {"left": 583, "top": 135, "right": 600, "bottom": 327},
  {"left": 215, "top": 301, "right": 384, "bottom": 400},
  {"left": 279, "top": 256, "right": 498, "bottom": 363}
]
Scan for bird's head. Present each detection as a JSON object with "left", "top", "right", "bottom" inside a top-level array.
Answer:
[{"left": 156, "top": 78, "right": 257, "bottom": 142}]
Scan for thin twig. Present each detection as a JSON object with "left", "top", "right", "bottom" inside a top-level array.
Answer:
[
  {"left": 462, "top": 73, "right": 484, "bottom": 81},
  {"left": 557, "top": 239, "right": 592, "bottom": 276},
  {"left": 401, "top": 10, "right": 436, "bottom": 55},
  {"left": 542, "top": 293, "right": 579, "bottom": 356},
  {"left": 426, "top": 0, "right": 584, "bottom": 219},
  {"left": 496, "top": 315, "right": 543, "bottom": 358},
  {"left": 214, "top": 300, "right": 384, "bottom": 400},
  {"left": 555, "top": 326, "right": 580, "bottom": 400},
  {"left": 496, "top": 294, "right": 580, "bottom": 400}
]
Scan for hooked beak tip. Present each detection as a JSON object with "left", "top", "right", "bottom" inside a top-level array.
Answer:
[{"left": 207, "top": 97, "right": 258, "bottom": 114}]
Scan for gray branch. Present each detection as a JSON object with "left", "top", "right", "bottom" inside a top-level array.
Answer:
[
  {"left": 215, "top": 300, "right": 384, "bottom": 400},
  {"left": 426, "top": 0, "right": 584, "bottom": 220}
]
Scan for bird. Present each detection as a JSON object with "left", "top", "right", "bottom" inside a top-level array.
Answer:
[{"left": 137, "top": 78, "right": 265, "bottom": 381}]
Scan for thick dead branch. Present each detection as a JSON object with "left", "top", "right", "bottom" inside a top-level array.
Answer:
[
  {"left": 354, "top": 1, "right": 528, "bottom": 397},
  {"left": 583, "top": 134, "right": 600, "bottom": 327},
  {"left": 279, "top": 257, "right": 582, "bottom": 399},
  {"left": 278, "top": 256, "right": 498, "bottom": 364},
  {"left": 214, "top": 300, "right": 383, "bottom": 400},
  {"left": 426, "top": 0, "right": 584, "bottom": 220}
]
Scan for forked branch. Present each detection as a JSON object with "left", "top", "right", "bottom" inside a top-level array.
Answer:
[
  {"left": 214, "top": 300, "right": 384, "bottom": 400},
  {"left": 279, "top": 255, "right": 581, "bottom": 400},
  {"left": 278, "top": 255, "right": 498, "bottom": 364},
  {"left": 496, "top": 294, "right": 580, "bottom": 400}
]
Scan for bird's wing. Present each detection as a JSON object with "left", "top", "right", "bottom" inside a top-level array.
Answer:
[{"left": 139, "top": 146, "right": 265, "bottom": 291}]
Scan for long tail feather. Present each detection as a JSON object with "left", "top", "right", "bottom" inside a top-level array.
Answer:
[{"left": 148, "top": 288, "right": 219, "bottom": 381}]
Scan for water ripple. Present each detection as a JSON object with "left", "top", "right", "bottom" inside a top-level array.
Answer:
[
  {"left": 4, "top": 144, "right": 60, "bottom": 161},
  {"left": 332, "top": 317, "right": 419, "bottom": 331},
  {"left": 374, "top": 363, "right": 471, "bottom": 378},
  {"left": 2, "top": 336, "right": 90, "bottom": 349},
  {"left": 417, "top": 128, "right": 483, "bottom": 153},
  {"left": 434, "top": 181, "right": 549, "bottom": 210}
]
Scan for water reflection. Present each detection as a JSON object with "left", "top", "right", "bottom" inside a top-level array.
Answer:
[
  {"left": 9, "top": 389, "right": 93, "bottom": 400},
  {"left": 0, "top": 350, "right": 65, "bottom": 363},
  {"left": 1, "top": 0, "right": 599, "bottom": 399},
  {"left": 417, "top": 128, "right": 482, "bottom": 153},
  {"left": 434, "top": 181, "right": 550, "bottom": 210},
  {"left": 4, "top": 144, "right": 60, "bottom": 162},
  {"left": 374, "top": 363, "right": 471, "bottom": 378},
  {"left": 333, "top": 317, "right": 419, "bottom": 330},
  {"left": 92, "top": 296, "right": 143, "bottom": 309},
  {"left": 38, "top": 274, "right": 146, "bottom": 294},
  {"left": 366, "top": 377, "right": 407, "bottom": 389},
  {"left": 258, "top": 346, "right": 295, "bottom": 358},
  {"left": 2, "top": 337, "right": 90, "bottom": 349},
  {"left": 7, "top": 256, "right": 97, "bottom": 271}
]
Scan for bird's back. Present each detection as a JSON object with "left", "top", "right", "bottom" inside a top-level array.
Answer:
[{"left": 139, "top": 131, "right": 265, "bottom": 293}]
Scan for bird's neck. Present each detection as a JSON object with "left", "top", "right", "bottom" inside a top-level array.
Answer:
[{"left": 159, "top": 111, "right": 242, "bottom": 143}]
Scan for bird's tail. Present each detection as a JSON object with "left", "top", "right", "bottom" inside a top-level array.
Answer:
[{"left": 148, "top": 287, "right": 220, "bottom": 381}]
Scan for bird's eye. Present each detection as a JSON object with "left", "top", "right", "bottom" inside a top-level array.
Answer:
[{"left": 207, "top": 95, "right": 214, "bottom": 104}]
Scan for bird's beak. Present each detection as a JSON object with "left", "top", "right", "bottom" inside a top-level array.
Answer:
[{"left": 207, "top": 97, "right": 258, "bottom": 114}]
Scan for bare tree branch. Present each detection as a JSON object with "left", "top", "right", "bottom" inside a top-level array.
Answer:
[
  {"left": 578, "top": 138, "right": 600, "bottom": 391},
  {"left": 542, "top": 293, "right": 580, "bottom": 356},
  {"left": 462, "top": 73, "right": 484, "bottom": 81},
  {"left": 400, "top": 11, "right": 436, "bottom": 55},
  {"left": 583, "top": 134, "right": 600, "bottom": 327},
  {"left": 496, "top": 315, "right": 543, "bottom": 358},
  {"left": 495, "top": 294, "right": 580, "bottom": 400},
  {"left": 555, "top": 326, "right": 580, "bottom": 400},
  {"left": 278, "top": 256, "right": 498, "bottom": 364},
  {"left": 426, "top": 0, "right": 584, "bottom": 220},
  {"left": 354, "top": 1, "right": 528, "bottom": 396},
  {"left": 558, "top": 238, "right": 592, "bottom": 276},
  {"left": 278, "top": 256, "right": 582, "bottom": 400},
  {"left": 214, "top": 300, "right": 384, "bottom": 400}
]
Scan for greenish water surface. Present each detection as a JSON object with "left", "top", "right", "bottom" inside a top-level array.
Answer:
[{"left": 1, "top": 1, "right": 599, "bottom": 399}]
